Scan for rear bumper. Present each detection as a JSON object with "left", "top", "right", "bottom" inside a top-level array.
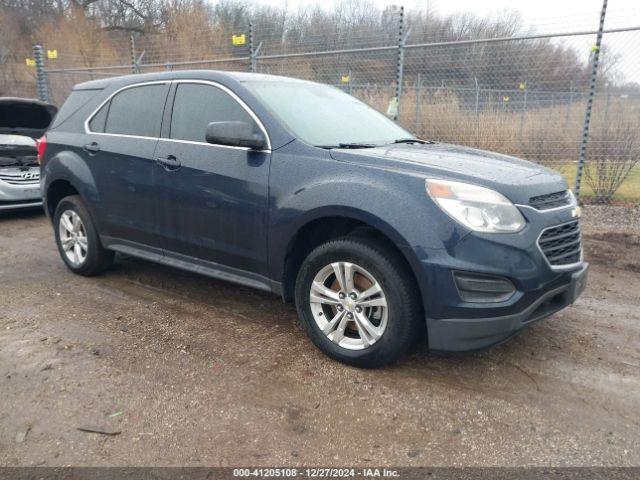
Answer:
[{"left": 427, "top": 262, "right": 588, "bottom": 352}]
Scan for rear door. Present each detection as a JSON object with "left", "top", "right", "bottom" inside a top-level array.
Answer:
[
  {"left": 85, "top": 82, "right": 170, "bottom": 248},
  {"left": 153, "top": 80, "right": 271, "bottom": 277}
]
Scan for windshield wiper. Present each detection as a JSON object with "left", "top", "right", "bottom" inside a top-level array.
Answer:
[
  {"left": 316, "top": 142, "right": 379, "bottom": 149},
  {"left": 392, "top": 138, "right": 429, "bottom": 145},
  {"left": 317, "top": 140, "right": 430, "bottom": 149}
]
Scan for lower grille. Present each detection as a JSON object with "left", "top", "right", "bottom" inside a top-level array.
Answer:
[
  {"left": 538, "top": 220, "right": 582, "bottom": 267},
  {"left": 453, "top": 272, "right": 515, "bottom": 303}
]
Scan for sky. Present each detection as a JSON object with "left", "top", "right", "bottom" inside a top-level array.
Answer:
[
  {"left": 371, "top": 0, "right": 636, "bottom": 23},
  {"left": 255, "top": 0, "right": 638, "bottom": 23}
]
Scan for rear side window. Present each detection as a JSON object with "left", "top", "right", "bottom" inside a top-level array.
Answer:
[
  {"left": 103, "top": 83, "right": 169, "bottom": 138},
  {"left": 169, "top": 83, "right": 257, "bottom": 143}
]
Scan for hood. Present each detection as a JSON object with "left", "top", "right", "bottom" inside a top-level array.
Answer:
[
  {"left": 330, "top": 142, "right": 567, "bottom": 205},
  {"left": 0, "top": 97, "right": 58, "bottom": 138}
]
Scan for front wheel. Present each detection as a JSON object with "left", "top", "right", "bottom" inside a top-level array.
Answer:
[
  {"left": 294, "top": 236, "right": 422, "bottom": 368},
  {"left": 53, "top": 195, "right": 114, "bottom": 276}
]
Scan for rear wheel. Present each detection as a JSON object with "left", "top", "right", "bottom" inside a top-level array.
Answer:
[
  {"left": 295, "top": 236, "right": 422, "bottom": 368},
  {"left": 54, "top": 195, "right": 113, "bottom": 276}
]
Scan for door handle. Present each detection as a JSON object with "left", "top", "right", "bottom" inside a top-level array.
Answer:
[
  {"left": 155, "top": 155, "right": 181, "bottom": 170},
  {"left": 83, "top": 142, "right": 100, "bottom": 155}
]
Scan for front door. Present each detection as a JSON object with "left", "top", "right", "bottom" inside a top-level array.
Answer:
[{"left": 153, "top": 81, "right": 271, "bottom": 277}]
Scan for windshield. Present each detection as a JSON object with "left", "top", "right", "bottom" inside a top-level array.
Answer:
[{"left": 243, "top": 80, "right": 413, "bottom": 147}]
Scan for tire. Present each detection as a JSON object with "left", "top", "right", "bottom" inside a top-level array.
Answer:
[
  {"left": 294, "top": 235, "right": 422, "bottom": 368},
  {"left": 53, "top": 195, "right": 114, "bottom": 276}
]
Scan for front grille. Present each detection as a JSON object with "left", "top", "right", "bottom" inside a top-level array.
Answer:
[
  {"left": 0, "top": 170, "right": 40, "bottom": 186},
  {"left": 538, "top": 220, "right": 582, "bottom": 267},
  {"left": 529, "top": 190, "right": 572, "bottom": 210}
]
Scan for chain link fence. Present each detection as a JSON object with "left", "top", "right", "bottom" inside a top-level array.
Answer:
[{"left": 19, "top": 6, "right": 640, "bottom": 205}]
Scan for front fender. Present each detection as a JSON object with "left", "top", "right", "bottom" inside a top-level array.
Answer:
[{"left": 268, "top": 143, "right": 468, "bottom": 311}]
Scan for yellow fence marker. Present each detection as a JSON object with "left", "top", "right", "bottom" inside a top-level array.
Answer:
[
  {"left": 25, "top": 58, "right": 36, "bottom": 67},
  {"left": 47, "top": 49, "right": 58, "bottom": 59},
  {"left": 341, "top": 75, "right": 350, "bottom": 83},
  {"left": 232, "top": 34, "right": 246, "bottom": 46}
]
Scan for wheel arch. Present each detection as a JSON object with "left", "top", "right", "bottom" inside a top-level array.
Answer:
[
  {"left": 45, "top": 179, "right": 81, "bottom": 219},
  {"left": 280, "top": 208, "right": 425, "bottom": 314},
  {"left": 42, "top": 148, "right": 101, "bottom": 223}
]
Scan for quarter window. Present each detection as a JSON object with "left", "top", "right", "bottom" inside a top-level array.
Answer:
[
  {"left": 170, "top": 83, "right": 258, "bottom": 143},
  {"left": 89, "top": 103, "right": 108, "bottom": 133},
  {"left": 102, "top": 83, "right": 168, "bottom": 137}
]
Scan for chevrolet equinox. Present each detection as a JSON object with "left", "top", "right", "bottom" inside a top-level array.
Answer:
[{"left": 39, "top": 71, "right": 588, "bottom": 367}]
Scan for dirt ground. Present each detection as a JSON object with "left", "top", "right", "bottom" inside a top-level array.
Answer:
[{"left": 0, "top": 208, "right": 639, "bottom": 467}]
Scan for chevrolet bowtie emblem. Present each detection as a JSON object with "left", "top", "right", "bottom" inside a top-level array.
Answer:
[{"left": 571, "top": 207, "right": 581, "bottom": 218}]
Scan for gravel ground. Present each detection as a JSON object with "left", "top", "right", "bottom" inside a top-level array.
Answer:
[
  {"left": 581, "top": 204, "right": 640, "bottom": 235},
  {"left": 0, "top": 208, "right": 639, "bottom": 467}
]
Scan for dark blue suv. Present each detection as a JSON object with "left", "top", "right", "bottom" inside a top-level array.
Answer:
[{"left": 40, "top": 70, "right": 588, "bottom": 367}]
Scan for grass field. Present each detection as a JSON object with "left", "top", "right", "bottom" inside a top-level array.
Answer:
[{"left": 379, "top": 89, "right": 640, "bottom": 204}]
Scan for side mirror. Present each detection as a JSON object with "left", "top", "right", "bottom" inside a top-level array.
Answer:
[{"left": 205, "top": 121, "right": 266, "bottom": 150}]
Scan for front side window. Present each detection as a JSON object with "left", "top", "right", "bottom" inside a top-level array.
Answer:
[
  {"left": 102, "top": 83, "right": 169, "bottom": 137},
  {"left": 170, "top": 83, "right": 258, "bottom": 143}
]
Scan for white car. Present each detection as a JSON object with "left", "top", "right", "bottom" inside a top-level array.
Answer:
[{"left": 0, "top": 98, "right": 57, "bottom": 211}]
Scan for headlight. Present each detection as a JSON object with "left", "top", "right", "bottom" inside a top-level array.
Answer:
[{"left": 426, "top": 179, "right": 525, "bottom": 233}]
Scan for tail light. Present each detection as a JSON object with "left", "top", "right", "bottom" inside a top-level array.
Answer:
[{"left": 36, "top": 135, "right": 47, "bottom": 164}]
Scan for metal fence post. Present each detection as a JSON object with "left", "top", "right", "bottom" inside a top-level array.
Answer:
[
  {"left": 474, "top": 77, "right": 480, "bottom": 144},
  {"left": 130, "top": 34, "right": 138, "bottom": 74},
  {"left": 32, "top": 44, "right": 49, "bottom": 103},
  {"left": 249, "top": 22, "right": 262, "bottom": 74},
  {"left": 519, "top": 82, "right": 528, "bottom": 148},
  {"left": 393, "top": 6, "right": 406, "bottom": 122},
  {"left": 474, "top": 77, "right": 480, "bottom": 119},
  {"left": 249, "top": 22, "right": 255, "bottom": 73},
  {"left": 414, "top": 73, "right": 422, "bottom": 133},
  {"left": 574, "top": 0, "right": 608, "bottom": 202}
]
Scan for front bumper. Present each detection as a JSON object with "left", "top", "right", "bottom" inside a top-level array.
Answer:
[
  {"left": 428, "top": 262, "right": 588, "bottom": 351},
  {"left": 411, "top": 201, "right": 588, "bottom": 352},
  {"left": 0, "top": 169, "right": 42, "bottom": 210},
  {"left": 0, "top": 199, "right": 43, "bottom": 211}
]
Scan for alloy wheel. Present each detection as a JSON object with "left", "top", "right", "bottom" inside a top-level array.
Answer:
[
  {"left": 309, "top": 262, "right": 388, "bottom": 350},
  {"left": 58, "top": 210, "right": 88, "bottom": 266}
]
